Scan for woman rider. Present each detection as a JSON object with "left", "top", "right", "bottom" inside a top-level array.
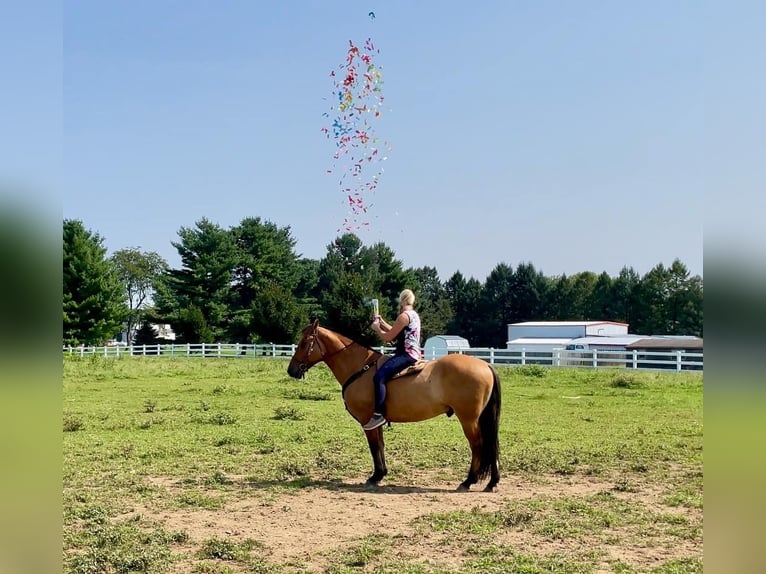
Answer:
[{"left": 363, "top": 289, "right": 422, "bottom": 430}]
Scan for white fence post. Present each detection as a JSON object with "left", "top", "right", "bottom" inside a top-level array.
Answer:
[
  {"left": 676, "top": 350, "right": 683, "bottom": 372},
  {"left": 632, "top": 350, "right": 637, "bottom": 369},
  {"left": 592, "top": 350, "right": 597, "bottom": 369},
  {"left": 489, "top": 348, "right": 495, "bottom": 365},
  {"left": 521, "top": 349, "right": 526, "bottom": 366}
]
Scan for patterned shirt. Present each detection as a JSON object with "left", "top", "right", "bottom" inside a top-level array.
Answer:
[{"left": 394, "top": 309, "right": 421, "bottom": 361}]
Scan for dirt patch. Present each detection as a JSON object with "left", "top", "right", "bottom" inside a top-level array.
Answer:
[{"left": 132, "top": 472, "right": 701, "bottom": 572}]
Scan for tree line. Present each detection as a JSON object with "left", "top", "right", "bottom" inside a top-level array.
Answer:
[{"left": 63, "top": 217, "right": 703, "bottom": 347}]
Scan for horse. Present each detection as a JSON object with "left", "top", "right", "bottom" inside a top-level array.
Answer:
[{"left": 286, "top": 320, "right": 501, "bottom": 492}]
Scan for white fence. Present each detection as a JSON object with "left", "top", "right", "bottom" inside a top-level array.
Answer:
[{"left": 64, "top": 343, "right": 703, "bottom": 372}]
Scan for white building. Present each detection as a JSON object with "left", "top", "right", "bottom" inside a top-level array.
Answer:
[
  {"left": 424, "top": 335, "right": 470, "bottom": 359},
  {"left": 506, "top": 321, "right": 629, "bottom": 351},
  {"left": 564, "top": 335, "right": 646, "bottom": 351},
  {"left": 120, "top": 322, "right": 176, "bottom": 344}
]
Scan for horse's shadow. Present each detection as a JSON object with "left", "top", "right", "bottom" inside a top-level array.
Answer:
[{"left": 242, "top": 478, "right": 454, "bottom": 495}]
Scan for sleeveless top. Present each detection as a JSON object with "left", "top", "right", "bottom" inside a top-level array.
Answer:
[{"left": 394, "top": 309, "right": 421, "bottom": 361}]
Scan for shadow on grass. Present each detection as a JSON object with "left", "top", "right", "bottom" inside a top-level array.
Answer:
[{"left": 242, "top": 478, "right": 458, "bottom": 495}]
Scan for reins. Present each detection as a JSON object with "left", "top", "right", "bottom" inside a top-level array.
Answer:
[
  {"left": 303, "top": 326, "right": 371, "bottom": 371},
  {"left": 307, "top": 326, "right": 379, "bottom": 399},
  {"left": 307, "top": 326, "right": 353, "bottom": 363}
]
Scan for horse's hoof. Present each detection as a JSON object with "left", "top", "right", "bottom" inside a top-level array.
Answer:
[
  {"left": 365, "top": 479, "right": 381, "bottom": 488},
  {"left": 483, "top": 484, "right": 498, "bottom": 493},
  {"left": 455, "top": 484, "right": 470, "bottom": 492}
]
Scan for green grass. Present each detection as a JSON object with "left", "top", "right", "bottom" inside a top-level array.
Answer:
[{"left": 64, "top": 356, "right": 703, "bottom": 573}]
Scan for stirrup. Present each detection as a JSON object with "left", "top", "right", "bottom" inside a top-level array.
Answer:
[{"left": 362, "top": 414, "right": 386, "bottom": 430}]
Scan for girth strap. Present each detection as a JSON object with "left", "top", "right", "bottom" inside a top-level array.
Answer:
[{"left": 341, "top": 359, "right": 378, "bottom": 399}]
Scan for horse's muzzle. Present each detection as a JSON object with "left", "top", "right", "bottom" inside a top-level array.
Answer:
[{"left": 286, "top": 362, "right": 306, "bottom": 379}]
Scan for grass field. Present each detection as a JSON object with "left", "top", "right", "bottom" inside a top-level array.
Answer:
[{"left": 63, "top": 356, "right": 703, "bottom": 573}]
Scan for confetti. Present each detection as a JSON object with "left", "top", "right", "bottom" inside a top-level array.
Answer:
[{"left": 322, "top": 35, "right": 391, "bottom": 232}]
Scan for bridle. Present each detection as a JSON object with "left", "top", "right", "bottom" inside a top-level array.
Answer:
[{"left": 296, "top": 324, "right": 354, "bottom": 376}]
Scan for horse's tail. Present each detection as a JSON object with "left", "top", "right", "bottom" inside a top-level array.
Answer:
[{"left": 477, "top": 366, "right": 501, "bottom": 481}]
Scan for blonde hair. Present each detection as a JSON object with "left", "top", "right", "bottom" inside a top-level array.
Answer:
[{"left": 399, "top": 289, "right": 415, "bottom": 308}]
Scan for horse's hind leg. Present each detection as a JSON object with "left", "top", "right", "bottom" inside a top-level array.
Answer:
[
  {"left": 484, "top": 459, "right": 500, "bottom": 492},
  {"left": 364, "top": 427, "right": 388, "bottom": 486},
  {"left": 456, "top": 419, "right": 481, "bottom": 491}
]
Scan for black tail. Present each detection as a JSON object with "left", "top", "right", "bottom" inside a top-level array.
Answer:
[{"left": 477, "top": 366, "right": 501, "bottom": 481}]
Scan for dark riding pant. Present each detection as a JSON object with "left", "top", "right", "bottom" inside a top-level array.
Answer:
[{"left": 372, "top": 354, "right": 416, "bottom": 414}]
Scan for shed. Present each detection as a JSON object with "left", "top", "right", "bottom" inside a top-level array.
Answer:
[{"left": 424, "top": 335, "right": 470, "bottom": 359}]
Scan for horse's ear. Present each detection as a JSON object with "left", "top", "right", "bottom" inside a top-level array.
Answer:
[{"left": 312, "top": 317, "right": 319, "bottom": 330}]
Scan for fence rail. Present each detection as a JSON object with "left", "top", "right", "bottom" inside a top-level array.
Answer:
[{"left": 64, "top": 343, "right": 703, "bottom": 372}]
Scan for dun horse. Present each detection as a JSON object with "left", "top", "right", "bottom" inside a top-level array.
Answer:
[{"left": 287, "top": 320, "right": 501, "bottom": 491}]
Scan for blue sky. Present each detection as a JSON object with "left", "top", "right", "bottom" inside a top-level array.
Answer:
[{"left": 9, "top": 1, "right": 730, "bottom": 281}]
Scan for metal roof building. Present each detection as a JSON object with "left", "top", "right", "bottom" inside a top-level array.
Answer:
[
  {"left": 626, "top": 338, "right": 703, "bottom": 351},
  {"left": 506, "top": 337, "right": 573, "bottom": 352},
  {"left": 564, "top": 335, "right": 647, "bottom": 350},
  {"left": 507, "top": 321, "right": 629, "bottom": 347},
  {"left": 424, "top": 335, "right": 470, "bottom": 359}
]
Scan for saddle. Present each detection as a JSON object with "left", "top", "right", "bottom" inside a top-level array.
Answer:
[{"left": 378, "top": 357, "right": 429, "bottom": 380}]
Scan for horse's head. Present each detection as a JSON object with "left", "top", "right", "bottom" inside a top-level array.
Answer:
[{"left": 287, "top": 319, "right": 324, "bottom": 379}]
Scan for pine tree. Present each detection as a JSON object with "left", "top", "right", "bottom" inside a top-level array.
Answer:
[{"left": 63, "top": 220, "right": 126, "bottom": 345}]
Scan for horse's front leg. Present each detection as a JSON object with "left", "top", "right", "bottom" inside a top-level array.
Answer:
[{"left": 364, "top": 426, "right": 387, "bottom": 486}]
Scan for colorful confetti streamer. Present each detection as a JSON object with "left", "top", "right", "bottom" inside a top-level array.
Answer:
[{"left": 322, "top": 36, "right": 390, "bottom": 232}]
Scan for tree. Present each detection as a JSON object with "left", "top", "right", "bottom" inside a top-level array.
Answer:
[
  {"left": 632, "top": 260, "right": 703, "bottom": 336},
  {"left": 586, "top": 272, "right": 614, "bottom": 320},
  {"left": 478, "top": 263, "right": 515, "bottom": 347},
  {"left": 632, "top": 264, "right": 671, "bottom": 335},
  {"left": 110, "top": 248, "right": 168, "bottom": 344},
  {"left": 445, "top": 272, "right": 483, "bottom": 345},
  {"left": 509, "top": 262, "right": 545, "bottom": 324},
  {"left": 322, "top": 271, "right": 379, "bottom": 345},
  {"left": 294, "top": 257, "right": 322, "bottom": 325},
  {"left": 316, "top": 234, "right": 365, "bottom": 293},
  {"left": 358, "top": 242, "right": 416, "bottom": 318},
  {"left": 63, "top": 220, "right": 126, "bottom": 345},
  {"left": 172, "top": 305, "right": 215, "bottom": 344},
  {"left": 314, "top": 234, "right": 414, "bottom": 344},
  {"left": 250, "top": 282, "right": 309, "bottom": 344},
  {"left": 314, "top": 234, "right": 367, "bottom": 324},
  {"left": 229, "top": 217, "right": 302, "bottom": 339},
  {"left": 133, "top": 321, "right": 159, "bottom": 346},
  {"left": 542, "top": 274, "right": 575, "bottom": 320},
  {"left": 569, "top": 272, "right": 599, "bottom": 319},
  {"left": 156, "top": 218, "right": 236, "bottom": 341},
  {"left": 610, "top": 266, "right": 640, "bottom": 326},
  {"left": 674, "top": 273, "right": 703, "bottom": 337},
  {"left": 412, "top": 266, "right": 453, "bottom": 341}
]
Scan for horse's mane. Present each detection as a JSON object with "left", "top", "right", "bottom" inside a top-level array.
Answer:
[{"left": 317, "top": 324, "right": 382, "bottom": 357}]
